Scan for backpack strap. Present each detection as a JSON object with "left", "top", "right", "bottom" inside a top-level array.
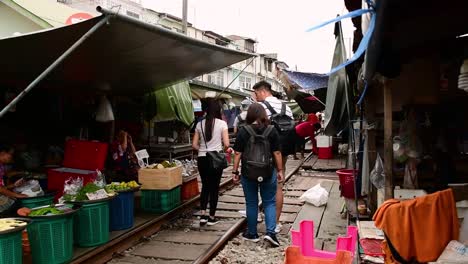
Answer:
[
  {"left": 261, "top": 101, "right": 277, "bottom": 115},
  {"left": 280, "top": 103, "right": 286, "bottom": 115},
  {"left": 237, "top": 115, "right": 244, "bottom": 123},
  {"left": 244, "top": 125, "right": 257, "bottom": 138},
  {"left": 262, "top": 125, "right": 274, "bottom": 137}
]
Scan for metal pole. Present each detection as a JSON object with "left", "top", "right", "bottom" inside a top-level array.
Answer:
[
  {"left": 0, "top": 16, "right": 110, "bottom": 119},
  {"left": 182, "top": 0, "right": 188, "bottom": 34},
  {"left": 383, "top": 78, "right": 394, "bottom": 200},
  {"left": 215, "top": 57, "right": 255, "bottom": 99}
]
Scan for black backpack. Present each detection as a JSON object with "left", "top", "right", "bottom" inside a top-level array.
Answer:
[
  {"left": 237, "top": 115, "right": 246, "bottom": 129},
  {"left": 262, "top": 101, "right": 295, "bottom": 135},
  {"left": 242, "top": 125, "right": 274, "bottom": 182}
]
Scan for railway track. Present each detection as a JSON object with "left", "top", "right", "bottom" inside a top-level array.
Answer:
[{"left": 73, "top": 154, "right": 314, "bottom": 264}]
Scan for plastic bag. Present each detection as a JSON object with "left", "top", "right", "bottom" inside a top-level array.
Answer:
[
  {"left": 370, "top": 154, "right": 385, "bottom": 189},
  {"left": 13, "top": 180, "right": 44, "bottom": 197},
  {"left": 59, "top": 177, "right": 83, "bottom": 203},
  {"left": 94, "top": 170, "right": 106, "bottom": 188},
  {"left": 95, "top": 95, "right": 115, "bottom": 122},
  {"left": 299, "top": 184, "right": 329, "bottom": 207}
]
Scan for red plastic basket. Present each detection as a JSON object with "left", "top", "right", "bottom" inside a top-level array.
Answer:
[
  {"left": 181, "top": 178, "right": 200, "bottom": 201},
  {"left": 336, "top": 169, "right": 357, "bottom": 199}
]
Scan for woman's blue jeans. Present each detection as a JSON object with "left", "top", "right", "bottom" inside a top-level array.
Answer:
[{"left": 241, "top": 171, "right": 277, "bottom": 235}]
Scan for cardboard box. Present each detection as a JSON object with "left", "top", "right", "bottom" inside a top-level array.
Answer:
[{"left": 138, "top": 166, "right": 183, "bottom": 190}]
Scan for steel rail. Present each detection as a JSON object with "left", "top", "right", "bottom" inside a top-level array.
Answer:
[{"left": 192, "top": 153, "right": 313, "bottom": 264}]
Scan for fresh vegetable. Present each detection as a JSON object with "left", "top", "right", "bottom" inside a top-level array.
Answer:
[
  {"left": 0, "top": 219, "right": 26, "bottom": 232},
  {"left": 75, "top": 183, "right": 102, "bottom": 201},
  {"left": 105, "top": 181, "right": 139, "bottom": 192},
  {"left": 29, "top": 206, "right": 63, "bottom": 216},
  {"left": 17, "top": 207, "right": 31, "bottom": 217}
]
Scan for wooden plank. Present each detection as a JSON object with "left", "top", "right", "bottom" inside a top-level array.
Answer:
[
  {"left": 284, "top": 190, "right": 305, "bottom": 197},
  {"left": 224, "top": 189, "right": 245, "bottom": 197},
  {"left": 291, "top": 180, "right": 335, "bottom": 234},
  {"left": 194, "top": 210, "right": 243, "bottom": 219},
  {"left": 218, "top": 195, "right": 246, "bottom": 204},
  {"left": 280, "top": 213, "right": 298, "bottom": 223},
  {"left": 132, "top": 241, "right": 210, "bottom": 260},
  {"left": 316, "top": 182, "right": 347, "bottom": 249},
  {"left": 152, "top": 230, "right": 220, "bottom": 244}
]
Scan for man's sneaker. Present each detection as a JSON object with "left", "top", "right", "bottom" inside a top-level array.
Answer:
[
  {"left": 264, "top": 233, "right": 280, "bottom": 247},
  {"left": 238, "top": 210, "right": 263, "bottom": 223},
  {"left": 200, "top": 215, "right": 209, "bottom": 225},
  {"left": 207, "top": 217, "right": 219, "bottom": 226},
  {"left": 242, "top": 232, "right": 260, "bottom": 242},
  {"left": 275, "top": 223, "right": 283, "bottom": 233}
]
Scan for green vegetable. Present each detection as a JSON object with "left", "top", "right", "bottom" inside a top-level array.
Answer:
[
  {"left": 75, "top": 183, "right": 102, "bottom": 201},
  {"left": 30, "top": 207, "right": 63, "bottom": 216}
]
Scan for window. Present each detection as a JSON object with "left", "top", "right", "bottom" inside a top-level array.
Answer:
[
  {"left": 216, "top": 71, "right": 224, "bottom": 86},
  {"left": 239, "top": 76, "right": 252, "bottom": 90},
  {"left": 126, "top": 11, "right": 140, "bottom": 19},
  {"left": 208, "top": 72, "right": 224, "bottom": 86}
]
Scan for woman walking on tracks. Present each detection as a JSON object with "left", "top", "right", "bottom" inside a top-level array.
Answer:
[
  {"left": 232, "top": 103, "right": 284, "bottom": 247},
  {"left": 192, "top": 99, "right": 231, "bottom": 226}
]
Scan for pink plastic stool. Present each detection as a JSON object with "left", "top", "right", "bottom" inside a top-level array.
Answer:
[{"left": 290, "top": 220, "right": 357, "bottom": 259}]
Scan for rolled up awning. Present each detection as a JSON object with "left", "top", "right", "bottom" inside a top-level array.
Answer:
[{"left": 0, "top": 8, "right": 253, "bottom": 95}]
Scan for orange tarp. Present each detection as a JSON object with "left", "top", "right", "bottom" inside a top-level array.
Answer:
[{"left": 373, "top": 189, "right": 459, "bottom": 263}]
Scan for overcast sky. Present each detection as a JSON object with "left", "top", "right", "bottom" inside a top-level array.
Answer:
[{"left": 142, "top": 0, "right": 354, "bottom": 73}]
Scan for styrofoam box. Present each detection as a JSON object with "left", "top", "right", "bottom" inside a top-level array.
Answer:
[
  {"left": 316, "top": 136, "right": 333, "bottom": 148},
  {"left": 394, "top": 187, "right": 427, "bottom": 200}
]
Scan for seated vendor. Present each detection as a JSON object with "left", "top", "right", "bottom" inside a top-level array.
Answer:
[
  {"left": 111, "top": 130, "right": 138, "bottom": 182},
  {"left": 0, "top": 144, "right": 27, "bottom": 216}
]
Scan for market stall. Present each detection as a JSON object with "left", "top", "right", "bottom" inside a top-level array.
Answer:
[{"left": 0, "top": 5, "right": 253, "bottom": 263}]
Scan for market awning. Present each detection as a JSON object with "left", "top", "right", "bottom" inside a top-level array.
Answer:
[
  {"left": 0, "top": 7, "right": 253, "bottom": 95},
  {"left": 281, "top": 70, "right": 329, "bottom": 91},
  {"left": 364, "top": 0, "right": 468, "bottom": 80}
]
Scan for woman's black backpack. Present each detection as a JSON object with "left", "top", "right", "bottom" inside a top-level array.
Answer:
[{"left": 242, "top": 125, "right": 274, "bottom": 182}]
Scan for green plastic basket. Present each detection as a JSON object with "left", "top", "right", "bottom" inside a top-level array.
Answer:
[
  {"left": 141, "top": 187, "right": 181, "bottom": 213},
  {"left": 0, "top": 231, "right": 22, "bottom": 264},
  {"left": 27, "top": 215, "right": 74, "bottom": 264},
  {"left": 19, "top": 195, "right": 54, "bottom": 209},
  {"left": 73, "top": 201, "right": 110, "bottom": 247}
]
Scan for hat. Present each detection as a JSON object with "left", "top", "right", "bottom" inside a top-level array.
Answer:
[{"left": 241, "top": 99, "right": 252, "bottom": 110}]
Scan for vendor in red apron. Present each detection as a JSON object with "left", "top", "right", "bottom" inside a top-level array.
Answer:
[
  {"left": 295, "top": 113, "right": 321, "bottom": 154},
  {"left": 0, "top": 144, "right": 27, "bottom": 216}
]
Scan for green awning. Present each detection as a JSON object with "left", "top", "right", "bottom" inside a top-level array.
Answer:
[{"left": 148, "top": 81, "right": 195, "bottom": 127}]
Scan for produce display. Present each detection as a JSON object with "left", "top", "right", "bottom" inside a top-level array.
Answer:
[
  {"left": 147, "top": 160, "right": 177, "bottom": 169},
  {"left": 29, "top": 206, "right": 63, "bottom": 216},
  {"left": 63, "top": 182, "right": 115, "bottom": 202},
  {"left": 105, "top": 181, "right": 140, "bottom": 192},
  {"left": 0, "top": 219, "right": 27, "bottom": 232}
]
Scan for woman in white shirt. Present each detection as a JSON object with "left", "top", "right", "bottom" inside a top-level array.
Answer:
[{"left": 192, "top": 99, "right": 230, "bottom": 226}]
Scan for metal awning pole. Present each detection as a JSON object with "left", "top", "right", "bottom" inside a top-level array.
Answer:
[
  {"left": 0, "top": 16, "right": 111, "bottom": 119},
  {"left": 215, "top": 57, "right": 255, "bottom": 99}
]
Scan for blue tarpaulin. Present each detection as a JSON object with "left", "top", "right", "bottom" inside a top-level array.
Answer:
[{"left": 282, "top": 70, "right": 329, "bottom": 91}]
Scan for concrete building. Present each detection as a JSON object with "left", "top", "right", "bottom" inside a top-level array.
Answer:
[{"left": 54, "top": 0, "right": 288, "bottom": 94}]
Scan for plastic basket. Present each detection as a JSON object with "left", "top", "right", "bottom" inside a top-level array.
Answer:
[
  {"left": 181, "top": 178, "right": 199, "bottom": 201},
  {"left": 110, "top": 191, "right": 135, "bottom": 231},
  {"left": 19, "top": 195, "right": 54, "bottom": 209},
  {"left": 336, "top": 169, "right": 357, "bottom": 199},
  {"left": 141, "top": 187, "right": 181, "bottom": 213},
  {"left": 0, "top": 231, "right": 22, "bottom": 264},
  {"left": 74, "top": 201, "right": 110, "bottom": 247},
  {"left": 27, "top": 215, "right": 74, "bottom": 264}
]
